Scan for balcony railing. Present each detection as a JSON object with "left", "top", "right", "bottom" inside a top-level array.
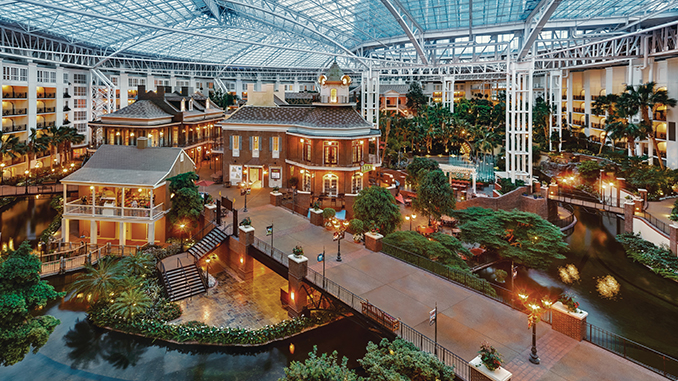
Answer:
[
  {"left": 573, "top": 95, "right": 585, "bottom": 100},
  {"left": 654, "top": 111, "right": 667, "bottom": 121},
  {"left": 36, "top": 122, "right": 55, "bottom": 129},
  {"left": 654, "top": 131, "right": 667, "bottom": 140},
  {"left": 37, "top": 93, "right": 56, "bottom": 99},
  {"left": 3, "top": 92, "right": 27, "bottom": 99},
  {"left": 591, "top": 123, "right": 603, "bottom": 129},
  {"left": 2, "top": 108, "right": 27, "bottom": 116},
  {"left": 64, "top": 201, "right": 164, "bottom": 220},
  {"left": 573, "top": 107, "right": 585, "bottom": 113},
  {"left": 3, "top": 124, "right": 27, "bottom": 133},
  {"left": 37, "top": 107, "right": 56, "bottom": 114}
]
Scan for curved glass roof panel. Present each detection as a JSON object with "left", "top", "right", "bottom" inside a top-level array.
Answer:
[{"left": 0, "top": 0, "right": 674, "bottom": 68}]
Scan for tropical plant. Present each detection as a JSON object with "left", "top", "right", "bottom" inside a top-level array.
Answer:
[
  {"left": 359, "top": 338, "right": 455, "bottom": 381},
  {"left": 384, "top": 231, "right": 468, "bottom": 268},
  {"left": 406, "top": 81, "right": 427, "bottom": 114},
  {"left": 616, "top": 232, "right": 678, "bottom": 281},
  {"left": 292, "top": 245, "right": 304, "bottom": 257},
  {"left": 353, "top": 186, "right": 403, "bottom": 235},
  {"left": 109, "top": 288, "right": 152, "bottom": 321},
  {"left": 557, "top": 292, "right": 580, "bottom": 313},
  {"left": 592, "top": 94, "right": 619, "bottom": 155},
  {"left": 26, "top": 128, "right": 50, "bottom": 167},
  {"left": 322, "top": 208, "right": 336, "bottom": 220},
  {"left": 406, "top": 157, "right": 439, "bottom": 191},
  {"left": 0, "top": 241, "right": 64, "bottom": 366},
  {"left": 495, "top": 269, "right": 508, "bottom": 283},
  {"left": 413, "top": 169, "right": 456, "bottom": 223},
  {"left": 68, "top": 258, "right": 123, "bottom": 303},
  {"left": 166, "top": 172, "right": 203, "bottom": 227},
  {"left": 239, "top": 217, "right": 252, "bottom": 226},
  {"left": 209, "top": 89, "right": 239, "bottom": 109},
  {"left": 281, "top": 346, "right": 359, "bottom": 381},
  {"left": 119, "top": 252, "right": 155, "bottom": 277},
  {"left": 576, "top": 160, "right": 602, "bottom": 185},
  {"left": 477, "top": 342, "right": 503, "bottom": 371}
]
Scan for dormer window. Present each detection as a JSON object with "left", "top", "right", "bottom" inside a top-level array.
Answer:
[
  {"left": 330, "top": 88, "right": 337, "bottom": 103},
  {"left": 189, "top": 98, "right": 194, "bottom": 111},
  {"left": 180, "top": 98, "right": 186, "bottom": 111}
]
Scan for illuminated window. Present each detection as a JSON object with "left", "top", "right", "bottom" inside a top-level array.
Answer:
[
  {"left": 324, "top": 141, "right": 338, "bottom": 165},
  {"left": 352, "top": 173, "right": 363, "bottom": 194},
  {"left": 352, "top": 141, "right": 363, "bottom": 163},
  {"left": 303, "top": 140, "right": 312, "bottom": 161},
  {"left": 323, "top": 174, "right": 338, "bottom": 196},
  {"left": 330, "top": 88, "right": 337, "bottom": 103}
]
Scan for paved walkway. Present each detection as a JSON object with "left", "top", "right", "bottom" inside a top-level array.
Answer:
[
  {"left": 172, "top": 259, "right": 289, "bottom": 330},
  {"left": 646, "top": 198, "right": 676, "bottom": 227},
  {"left": 237, "top": 202, "right": 666, "bottom": 381}
]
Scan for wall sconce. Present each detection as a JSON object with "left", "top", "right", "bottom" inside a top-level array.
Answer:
[
  {"left": 290, "top": 291, "right": 295, "bottom": 301},
  {"left": 240, "top": 257, "right": 244, "bottom": 264}
]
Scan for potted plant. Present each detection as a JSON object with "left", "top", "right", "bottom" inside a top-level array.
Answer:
[
  {"left": 272, "top": 186, "right": 280, "bottom": 193},
  {"left": 477, "top": 342, "right": 503, "bottom": 372},
  {"left": 557, "top": 292, "right": 580, "bottom": 313},
  {"left": 292, "top": 245, "right": 304, "bottom": 258},
  {"left": 349, "top": 219, "right": 365, "bottom": 243},
  {"left": 312, "top": 201, "right": 321, "bottom": 211},
  {"left": 288, "top": 177, "right": 299, "bottom": 189},
  {"left": 239, "top": 217, "right": 252, "bottom": 227},
  {"left": 368, "top": 220, "right": 380, "bottom": 235}
]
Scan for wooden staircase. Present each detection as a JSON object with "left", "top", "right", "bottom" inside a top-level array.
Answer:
[{"left": 162, "top": 263, "right": 206, "bottom": 302}]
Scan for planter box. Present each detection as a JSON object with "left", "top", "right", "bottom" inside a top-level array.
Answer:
[
  {"left": 270, "top": 192, "right": 283, "bottom": 206},
  {"left": 309, "top": 209, "right": 324, "bottom": 226},
  {"left": 552, "top": 301, "right": 588, "bottom": 341},
  {"left": 469, "top": 356, "right": 512, "bottom": 381},
  {"left": 365, "top": 232, "right": 383, "bottom": 252}
]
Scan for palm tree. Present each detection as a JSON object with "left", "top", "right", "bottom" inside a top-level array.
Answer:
[
  {"left": 68, "top": 259, "right": 123, "bottom": 303},
  {"left": 109, "top": 288, "right": 151, "bottom": 320},
  {"left": 591, "top": 94, "right": 619, "bottom": 155},
  {"left": 625, "top": 82, "right": 677, "bottom": 168},
  {"left": 119, "top": 252, "right": 155, "bottom": 277},
  {"left": 26, "top": 128, "right": 50, "bottom": 171},
  {"left": 62, "top": 126, "right": 85, "bottom": 163},
  {"left": 46, "top": 125, "right": 61, "bottom": 168},
  {"left": 0, "top": 131, "right": 24, "bottom": 162},
  {"left": 609, "top": 92, "right": 642, "bottom": 157}
]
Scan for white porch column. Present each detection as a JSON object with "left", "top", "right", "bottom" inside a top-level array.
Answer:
[
  {"left": 62, "top": 218, "right": 70, "bottom": 242},
  {"left": 90, "top": 221, "right": 98, "bottom": 245},
  {"left": 121, "top": 187, "right": 125, "bottom": 216},
  {"left": 472, "top": 172, "right": 477, "bottom": 195},
  {"left": 91, "top": 186, "right": 95, "bottom": 215},
  {"left": 148, "top": 222, "right": 155, "bottom": 245},
  {"left": 118, "top": 221, "right": 126, "bottom": 246}
]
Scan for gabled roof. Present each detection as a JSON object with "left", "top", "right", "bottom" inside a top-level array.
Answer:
[
  {"left": 104, "top": 100, "right": 172, "bottom": 119},
  {"left": 380, "top": 84, "right": 410, "bottom": 95},
  {"left": 61, "top": 145, "right": 187, "bottom": 187},
  {"left": 222, "top": 105, "right": 370, "bottom": 129}
]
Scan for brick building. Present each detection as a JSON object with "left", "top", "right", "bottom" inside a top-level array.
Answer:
[{"left": 219, "top": 63, "right": 381, "bottom": 196}]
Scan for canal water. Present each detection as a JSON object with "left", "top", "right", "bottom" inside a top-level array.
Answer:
[
  {"left": 0, "top": 275, "right": 386, "bottom": 381},
  {"left": 479, "top": 206, "right": 678, "bottom": 359},
  {"left": 0, "top": 196, "right": 57, "bottom": 249}
]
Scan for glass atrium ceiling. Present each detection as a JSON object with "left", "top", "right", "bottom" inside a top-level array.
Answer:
[{"left": 0, "top": 0, "right": 673, "bottom": 68}]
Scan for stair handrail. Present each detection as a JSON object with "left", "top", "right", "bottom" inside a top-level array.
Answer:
[{"left": 159, "top": 261, "right": 174, "bottom": 298}]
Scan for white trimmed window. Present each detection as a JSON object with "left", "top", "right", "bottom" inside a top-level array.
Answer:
[
  {"left": 352, "top": 173, "right": 363, "bottom": 194},
  {"left": 231, "top": 135, "right": 240, "bottom": 157},
  {"left": 251, "top": 136, "right": 260, "bottom": 158},
  {"left": 323, "top": 174, "right": 338, "bottom": 197},
  {"left": 271, "top": 136, "right": 280, "bottom": 159}
]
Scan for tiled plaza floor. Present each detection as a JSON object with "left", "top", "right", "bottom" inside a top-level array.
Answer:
[{"left": 171, "top": 262, "right": 289, "bottom": 330}]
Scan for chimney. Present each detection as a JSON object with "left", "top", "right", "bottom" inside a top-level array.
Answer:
[
  {"left": 137, "top": 136, "right": 148, "bottom": 149},
  {"left": 138, "top": 85, "right": 146, "bottom": 99},
  {"left": 181, "top": 86, "right": 188, "bottom": 96},
  {"left": 157, "top": 86, "right": 165, "bottom": 96}
]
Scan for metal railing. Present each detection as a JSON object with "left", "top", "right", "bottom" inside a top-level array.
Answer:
[
  {"left": 548, "top": 194, "right": 625, "bottom": 214},
  {"left": 0, "top": 184, "right": 78, "bottom": 197},
  {"left": 39, "top": 242, "right": 118, "bottom": 277},
  {"left": 635, "top": 211, "right": 671, "bottom": 237},
  {"left": 63, "top": 201, "right": 164, "bottom": 220},
  {"left": 252, "top": 237, "right": 289, "bottom": 267},
  {"left": 585, "top": 324, "right": 678, "bottom": 380},
  {"left": 306, "top": 268, "right": 473, "bottom": 380}
]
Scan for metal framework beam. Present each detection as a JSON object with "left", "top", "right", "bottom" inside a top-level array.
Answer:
[
  {"left": 518, "top": 0, "right": 563, "bottom": 61},
  {"left": 378, "top": 0, "right": 428, "bottom": 65}
]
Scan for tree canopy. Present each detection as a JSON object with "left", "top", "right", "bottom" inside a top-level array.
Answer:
[
  {"left": 359, "top": 338, "right": 455, "bottom": 381},
  {"left": 453, "top": 208, "right": 567, "bottom": 269},
  {"left": 280, "top": 346, "right": 359, "bottom": 381},
  {"left": 166, "top": 172, "right": 203, "bottom": 227},
  {"left": 353, "top": 186, "right": 402, "bottom": 235},
  {"left": 413, "top": 169, "right": 456, "bottom": 222},
  {"left": 384, "top": 231, "right": 468, "bottom": 268},
  {"left": 0, "top": 241, "right": 64, "bottom": 366},
  {"left": 406, "top": 157, "right": 439, "bottom": 191},
  {"left": 406, "top": 82, "right": 427, "bottom": 114}
]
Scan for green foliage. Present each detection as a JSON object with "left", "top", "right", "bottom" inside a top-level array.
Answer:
[
  {"left": 413, "top": 169, "right": 456, "bottom": 221},
  {"left": 477, "top": 342, "right": 503, "bottom": 371},
  {"left": 322, "top": 208, "right": 336, "bottom": 220},
  {"left": 616, "top": 233, "right": 678, "bottom": 280},
  {"left": 119, "top": 252, "right": 155, "bottom": 277},
  {"left": 494, "top": 269, "right": 508, "bottom": 283},
  {"left": 209, "top": 89, "right": 238, "bottom": 109},
  {"left": 453, "top": 208, "right": 567, "bottom": 269},
  {"left": 353, "top": 186, "right": 403, "bottom": 235},
  {"left": 39, "top": 195, "right": 64, "bottom": 243},
  {"left": 406, "top": 82, "right": 427, "bottom": 114},
  {"left": 384, "top": 231, "right": 467, "bottom": 268},
  {"left": 348, "top": 219, "right": 365, "bottom": 234},
  {"left": 557, "top": 292, "right": 580, "bottom": 313},
  {"left": 280, "top": 346, "right": 360, "bottom": 381},
  {"left": 576, "top": 160, "right": 602, "bottom": 184},
  {"left": 109, "top": 288, "right": 153, "bottom": 321},
  {"left": 166, "top": 172, "right": 203, "bottom": 227},
  {"left": 428, "top": 232, "right": 472, "bottom": 265},
  {"left": 496, "top": 178, "right": 524, "bottom": 194},
  {"left": 406, "top": 157, "right": 439, "bottom": 190},
  {"left": 359, "top": 338, "right": 455, "bottom": 381},
  {"left": 68, "top": 258, "right": 124, "bottom": 303},
  {"left": 0, "top": 241, "right": 64, "bottom": 366}
]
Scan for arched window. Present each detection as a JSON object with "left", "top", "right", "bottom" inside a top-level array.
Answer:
[
  {"left": 302, "top": 171, "right": 312, "bottom": 192},
  {"left": 323, "top": 174, "right": 338, "bottom": 196},
  {"left": 330, "top": 88, "right": 337, "bottom": 103},
  {"left": 352, "top": 173, "right": 363, "bottom": 194}
]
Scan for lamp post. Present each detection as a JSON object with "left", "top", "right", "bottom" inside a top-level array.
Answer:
[
  {"left": 518, "top": 292, "right": 553, "bottom": 365},
  {"left": 404, "top": 213, "right": 416, "bottom": 231},
  {"left": 24, "top": 169, "right": 29, "bottom": 193},
  {"left": 332, "top": 218, "right": 349, "bottom": 262},
  {"left": 205, "top": 258, "right": 211, "bottom": 295},
  {"left": 0, "top": 163, "right": 5, "bottom": 185},
  {"left": 241, "top": 182, "right": 250, "bottom": 212},
  {"left": 179, "top": 223, "right": 186, "bottom": 251}
]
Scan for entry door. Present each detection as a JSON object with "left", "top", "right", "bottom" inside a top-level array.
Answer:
[
  {"left": 324, "top": 175, "right": 338, "bottom": 197},
  {"left": 249, "top": 168, "right": 260, "bottom": 188}
]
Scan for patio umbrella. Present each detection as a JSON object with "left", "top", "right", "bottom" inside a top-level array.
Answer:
[
  {"left": 395, "top": 193, "right": 405, "bottom": 204},
  {"left": 196, "top": 179, "right": 215, "bottom": 192}
]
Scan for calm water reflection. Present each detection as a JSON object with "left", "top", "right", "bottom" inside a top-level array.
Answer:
[
  {"left": 0, "top": 276, "right": 386, "bottom": 381},
  {"left": 480, "top": 206, "right": 678, "bottom": 358},
  {"left": 0, "top": 196, "right": 57, "bottom": 248}
]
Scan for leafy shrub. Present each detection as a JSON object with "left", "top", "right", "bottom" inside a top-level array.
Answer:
[
  {"left": 478, "top": 342, "right": 503, "bottom": 371},
  {"left": 322, "top": 208, "right": 336, "bottom": 220},
  {"left": 616, "top": 233, "right": 678, "bottom": 281}
]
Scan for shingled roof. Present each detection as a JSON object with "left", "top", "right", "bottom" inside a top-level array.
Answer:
[
  {"left": 104, "top": 100, "right": 173, "bottom": 119},
  {"left": 61, "top": 145, "right": 185, "bottom": 186},
  {"left": 380, "top": 84, "right": 409, "bottom": 95},
  {"left": 326, "top": 62, "right": 345, "bottom": 82},
  {"left": 222, "top": 105, "right": 370, "bottom": 129}
]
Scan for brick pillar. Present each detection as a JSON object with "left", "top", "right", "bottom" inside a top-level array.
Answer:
[
  {"left": 624, "top": 201, "right": 635, "bottom": 234},
  {"left": 670, "top": 223, "right": 678, "bottom": 255},
  {"left": 365, "top": 232, "right": 383, "bottom": 252},
  {"left": 235, "top": 250, "right": 254, "bottom": 281},
  {"left": 469, "top": 356, "right": 513, "bottom": 381},
  {"left": 616, "top": 178, "right": 625, "bottom": 207},
  {"left": 634, "top": 199, "right": 643, "bottom": 216},
  {"left": 310, "top": 209, "right": 324, "bottom": 226},
  {"left": 287, "top": 254, "right": 308, "bottom": 318},
  {"left": 551, "top": 302, "right": 588, "bottom": 341},
  {"left": 344, "top": 193, "right": 357, "bottom": 220},
  {"left": 296, "top": 191, "right": 311, "bottom": 215},
  {"left": 638, "top": 188, "right": 647, "bottom": 209},
  {"left": 270, "top": 191, "right": 283, "bottom": 206},
  {"left": 238, "top": 225, "right": 255, "bottom": 246},
  {"left": 534, "top": 181, "right": 541, "bottom": 193},
  {"left": 548, "top": 183, "right": 559, "bottom": 197}
]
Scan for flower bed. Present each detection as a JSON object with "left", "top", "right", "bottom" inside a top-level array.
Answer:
[{"left": 616, "top": 233, "right": 678, "bottom": 281}]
